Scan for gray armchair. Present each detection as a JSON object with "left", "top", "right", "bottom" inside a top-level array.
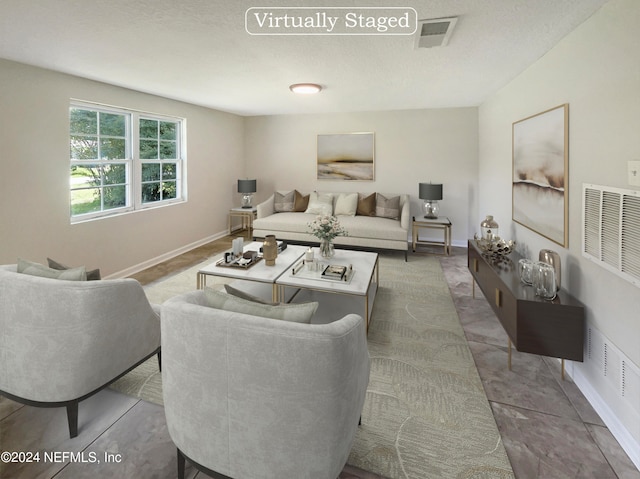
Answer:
[
  {"left": 161, "top": 290, "right": 370, "bottom": 479},
  {"left": 0, "top": 264, "right": 161, "bottom": 438}
]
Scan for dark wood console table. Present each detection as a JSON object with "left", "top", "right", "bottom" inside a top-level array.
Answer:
[{"left": 467, "top": 240, "right": 584, "bottom": 378}]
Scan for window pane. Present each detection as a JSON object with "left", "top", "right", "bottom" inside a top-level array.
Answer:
[
  {"left": 142, "top": 183, "right": 161, "bottom": 203},
  {"left": 160, "top": 121, "right": 176, "bottom": 140},
  {"left": 71, "top": 135, "right": 98, "bottom": 160},
  {"left": 103, "top": 164, "right": 127, "bottom": 185},
  {"left": 103, "top": 185, "right": 126, "bottom": 210},
  {"left": 162, "top": 181, "right": 177, "bottom": 200},
  {"left": 142, "top": 163, "right": 161, "bottom": 181},
  {"left": 162, "top": 162, "right": 177, "bottom": 180},
  {"left": 140, "top": 139, "right": 158, "bottom": 159},
  {"left": 139, "top": 119, "right": 158, "bottom": 139},
  {"left": 70, "top": 109, "right": 97, "bottom": 135},
  {"left": 159, "top": 141, "right": 176, "bottom": 159},
  {"left": 100, "top": 112, "right": 126, "bottom": 137},
  {"left": 71, "top": 164, "right": 101, "bottom": 188},
  {"left": 70, "top": 103, "right": 184, "bottom": 220},
  {"left": 100, "top": 138, "right": 126, "bottom": 160},
  {"left": 70, "top": 187, "right": 101, "bottom": 215}
]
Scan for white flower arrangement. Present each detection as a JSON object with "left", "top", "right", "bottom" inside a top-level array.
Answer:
[{"left": 308, "top": 215, "right": 348, "bottom": 241}]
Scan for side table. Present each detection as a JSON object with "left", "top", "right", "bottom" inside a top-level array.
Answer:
[
  {"left": 228, "top": 207, "right": 257, "bottom": 238},
  {"left": 412, "top": 216, "right": 452, "bottom": 255}
]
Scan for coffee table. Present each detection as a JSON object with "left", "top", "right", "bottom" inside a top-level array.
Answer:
[
  {"left": 196, "top": 242, "right": 307, "bottom": 302},
  {"left": 197, "top": 242, "right": 379, "bottom": 333},
  {"left": 276, "top": 248, "right": 379, "bottom": 333}
]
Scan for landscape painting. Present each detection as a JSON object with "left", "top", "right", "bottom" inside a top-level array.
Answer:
[
  {"left": 512, "top": 104, "right": 569, "bottom": 247},
  {"left": 317, "top": 132, "right": 374, "bottom": 181}
]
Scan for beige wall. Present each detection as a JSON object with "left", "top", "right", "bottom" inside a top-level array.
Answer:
[
  {"left": 478, "top": 0, "right": 640, "bottom": 458},
  {"left": 479, "top": 0, "right": 639, "bottom": 364},
  {"left": 244, "top": 108, "right": 479, "bottom": 244},
  {"left": 0, "top": 59, "right": 244, "bottom": 276}
]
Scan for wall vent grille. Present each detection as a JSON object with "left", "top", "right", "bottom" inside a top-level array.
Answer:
[
  {"left": 583, "top": 184, "right": 640, "bottom": 288},
  {"left": 584, "top": 326, "right": 640, "bottom": 447}
]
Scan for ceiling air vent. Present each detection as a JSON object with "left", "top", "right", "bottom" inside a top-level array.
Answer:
[{"left": 415, "top": 17, "right": 458, "bottom": 49}]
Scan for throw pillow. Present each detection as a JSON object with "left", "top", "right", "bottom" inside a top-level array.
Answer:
[
  {"left": 47, "top": 257, "right": 101, "bottom": 281},
  {"left": 224, "top": 284, "right": 277, "bottom": 305},
  {"left": 376, "top": 194, "right": 401, "bottom": 220},
  {"left": 17, "top": 258, "right": 87, "bottom": 281},
  {"left": 334, "top": 193, "right": 358, "bottom": 216},
  {"left": 274, "top": 191, "right": 295, "bottom": 212},
  {"left": 293, "top": 190, "right": 310, "bottom": 212},
  {"left": 356, "top": 193, "right": 376, "bottom": 216},
  {"left": 304, "top": 192, "right": 333, "bottom": 216},
  {"left": 204, "top": 288, "right": 318, "bottom": 323}
]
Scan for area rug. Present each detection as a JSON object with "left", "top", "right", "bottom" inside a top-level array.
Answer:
[{"left": 111, "top": 253, "right": 514, "bottom": 479}]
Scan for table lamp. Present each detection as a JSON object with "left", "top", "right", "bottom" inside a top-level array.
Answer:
[
  {"left": 237, "top": 179, "right": 257, "bottom": 208},
  {"left": 419, "top": 183, "right": 442, "bottom": 219}
]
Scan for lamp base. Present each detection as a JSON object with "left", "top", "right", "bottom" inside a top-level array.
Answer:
[
  {"left": 423, "top": 200, "right": 439, "bottom": 219},
  {"left": 241, "top": 193, "right": 254, "bottom": 209}
]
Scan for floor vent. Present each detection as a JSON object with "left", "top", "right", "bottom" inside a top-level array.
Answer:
[
  {"left": 583, "top": 183, "right": 640, "bottom": 288},
  {"left": 415, "top": 17, "right": 458, "bottom": 48}
]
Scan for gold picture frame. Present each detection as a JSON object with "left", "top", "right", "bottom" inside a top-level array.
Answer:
[
  {"left": 317, "top": 132, "right": 375, "bottom": 181},
  {"left": 512, "top": 104, "right": 569, "bottom": 247}
]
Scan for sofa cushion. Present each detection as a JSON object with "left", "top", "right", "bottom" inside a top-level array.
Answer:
[
  {"left": 337, "top": 216, "right": 408, "bottom": 241},
  {"left": 293, "top": 190, "right": 309, "bottom": 212},
  {"left": 17, "top": 258, "right": 87, "bottom": 281},
  {"left": 305, "top": 192, "right": 333, "bottom": 216},
  {"left": 334, "top": 193, "right": 358, "bottom": 216},
  {"left": 224, "top": 284, "right": 277, "bottom": 305},
  {"left": 274, "top": 191, "right": 295, "bottom": 212},
  {"left": 47, "top": 257, "right": 101, "bottom": 281},
  {"left": 357, "top": 193, "right": 376, "bottom": 216},
  {"left": 376, "top": 194, "right": 400, "bottom": 220},
  {"left": 204, "top": 288, "right": 318, "bottom": 323}
]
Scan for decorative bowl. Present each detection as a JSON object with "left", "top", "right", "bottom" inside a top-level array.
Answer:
[{"left": 474, "top": 234, "right": 515, "bottom": 258}]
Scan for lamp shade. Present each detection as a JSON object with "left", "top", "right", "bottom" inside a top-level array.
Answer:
[
  {"left": 237, "top": 179, "right": 257, "bottom": 194},
  {"left": 419, "top": 183, "right": 443, "bottom": 200}
]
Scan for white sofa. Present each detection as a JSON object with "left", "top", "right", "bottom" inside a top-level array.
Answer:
[
  {"left": 161, "top": 289, "right": 370, "bottom": 479},
  {"left": 0, "top": 264, "right": 161, "bottom": 438},
  {"left": 253, "top": 191, "right": 410, "bottom": 259}
]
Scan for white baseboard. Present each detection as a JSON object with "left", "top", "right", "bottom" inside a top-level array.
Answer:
[
  {"left": 573, "top": 365, "right": 640, "bottom": 470},
  {"left": 105, "top": 231, "right": 227, "bottom": 279}
]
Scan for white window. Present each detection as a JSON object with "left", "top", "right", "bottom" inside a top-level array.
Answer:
[{"left": 70, "top": 101, "right": 185, "bottom": 222}]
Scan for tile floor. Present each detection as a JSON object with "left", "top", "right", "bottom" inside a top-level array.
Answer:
[
  {"left": 1, "top": 237, "right": 638, "bottom": 478},
  {"left": 440, "top": 248, "right": 640, "bottom": 479}
]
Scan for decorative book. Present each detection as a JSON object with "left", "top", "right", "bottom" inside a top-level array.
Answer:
[
  {"left": 322, "top": 264, "right": 348, "bottom": 280},
  {"left": 259, "top": 241, "right": 287, "bottom": 254}
]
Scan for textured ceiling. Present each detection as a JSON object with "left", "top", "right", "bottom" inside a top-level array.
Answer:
[{"left": 0, "top": 0, "right": 608, "bottom": 116}]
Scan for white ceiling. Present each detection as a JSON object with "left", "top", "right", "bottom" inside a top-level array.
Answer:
[{"left": 0, "top": 0, "right": 608, "bottom": 116}]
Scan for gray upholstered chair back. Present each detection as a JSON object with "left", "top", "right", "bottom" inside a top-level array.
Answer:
[
  {"left": 0, "top": 264, "right": 161, "bottom": 436},
  {"left": 161, "top": 289, "right": 370, "bottom": 479}
]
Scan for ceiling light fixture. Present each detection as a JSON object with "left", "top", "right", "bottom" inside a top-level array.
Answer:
[{"left": 289, "top": 83, "right": 322, "bottom": 94}]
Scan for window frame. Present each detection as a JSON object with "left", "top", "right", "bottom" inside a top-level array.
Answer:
[{"left": 69, "top": 100, "right": 186, "bottom": 224}]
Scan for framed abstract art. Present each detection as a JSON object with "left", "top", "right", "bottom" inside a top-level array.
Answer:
[
  {"left": 317, "top": 132, "right": 374, "bottom": 181},
  {"left": 512, "top": 104, "right": 569, "bottom": 247}
]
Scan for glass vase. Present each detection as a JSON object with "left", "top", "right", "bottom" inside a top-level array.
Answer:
[
  {"left": 480, "top": 215, "right": 499, "bottom": 241},
  {"left": 319, "top": 238, "right": 335, "bottom": 258}
]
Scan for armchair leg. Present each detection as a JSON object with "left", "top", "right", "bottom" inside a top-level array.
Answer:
[
  {"left": 359, "top": 415, "right": 362, "bottom": 426},
  {"left": 157, "top": 351, "right": 162, "bottom": 372},
  {"left": 66, "top": 402, "right": 79, "bottom": 438},
  {"left": 177, "top": 449, "right": 186, "bottom": 479}
]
